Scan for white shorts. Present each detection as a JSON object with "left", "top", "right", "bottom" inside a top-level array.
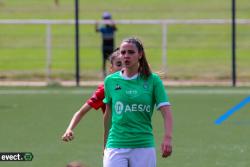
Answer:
[{"left": 103, "top": 147, "right": 156, "bottom": 167}]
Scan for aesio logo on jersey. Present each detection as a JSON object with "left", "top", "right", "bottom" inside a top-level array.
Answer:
[{"left": 115, "top": 101, "right": 151, "bottom": 114}]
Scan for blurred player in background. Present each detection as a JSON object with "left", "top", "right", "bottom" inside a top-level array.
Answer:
[
  {"left": 95, "top": 12, "right": 117, "bottom": 78},
  {"left": 62, "top": 48, "right": 122, "bottom": 142},
  {"left": 66, "top": 161, "right": 85, "bottom": 167},
  {"left": 103, "top": 37, "right": 173, "bottom": 167}
]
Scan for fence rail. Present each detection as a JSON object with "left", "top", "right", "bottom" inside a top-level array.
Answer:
[{"left": 1, "top": 19, "right": 250, "bottom": 24}]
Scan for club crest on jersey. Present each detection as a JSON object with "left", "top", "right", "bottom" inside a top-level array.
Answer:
[{"left": 115, "top": 84, "right": 121, "bottom": 90}]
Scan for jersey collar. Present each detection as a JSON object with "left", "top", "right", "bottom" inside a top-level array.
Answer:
[{"left": 120, "top": 71, "right": 138, "bottom": 80}]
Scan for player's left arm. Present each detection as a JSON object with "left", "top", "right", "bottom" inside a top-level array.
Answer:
[{"left": 159, "top": 105, "right": 173, "bottom": 158}]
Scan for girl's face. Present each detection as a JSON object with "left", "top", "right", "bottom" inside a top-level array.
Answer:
[
  {"left": 120, "top": 42, "right": 141, "bottom": 69},
  {"left": 110, "top": 55, "right": 122, "bottom": 73}
]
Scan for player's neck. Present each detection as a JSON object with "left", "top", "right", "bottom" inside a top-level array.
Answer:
[{"left": 122, "top": 68, "right": 138, "bottom": 78}]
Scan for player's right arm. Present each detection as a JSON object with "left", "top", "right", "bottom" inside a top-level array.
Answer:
[
  {"left": 62, "top": 84, "right": 105, "bottom": 142},
  {"left": 62, "top": 103, "right": 92, "bottom": 142}
]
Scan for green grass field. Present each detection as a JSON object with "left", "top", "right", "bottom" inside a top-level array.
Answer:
[
  {"left": 0, "top": 86, "right": 250, "bottom": 167},
  {"left": 0, "top": 0, "right": 250, "bottom": 82}
]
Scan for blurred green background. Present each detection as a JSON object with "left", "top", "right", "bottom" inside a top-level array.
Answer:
[{"left": 0, "top": 0, "right": 249, "bottom": 83}]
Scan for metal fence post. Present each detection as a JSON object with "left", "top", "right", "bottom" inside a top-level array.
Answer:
[{"left": 232, "top": 0, "right": 237, "bottom": 87}]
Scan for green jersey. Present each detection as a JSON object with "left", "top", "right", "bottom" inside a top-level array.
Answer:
[{"left": 103, "top": 71, "right": 170, "bottom": 148}]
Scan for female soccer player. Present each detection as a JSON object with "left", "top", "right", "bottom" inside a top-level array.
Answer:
[
  {"left": 103, "top": 37, "right": 173, "bottom": 167},
  {"left": 62, "top": 49, "right": 122, "bottom": 142}
]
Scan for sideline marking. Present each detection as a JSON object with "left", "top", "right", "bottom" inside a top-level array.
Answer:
[{"left": 214, "top": 96, "right": 250, "bottom": 125}]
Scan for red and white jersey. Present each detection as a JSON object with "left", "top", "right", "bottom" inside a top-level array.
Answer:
[{"left": 87, "top": 83, "right": 105, "bottom": 113}]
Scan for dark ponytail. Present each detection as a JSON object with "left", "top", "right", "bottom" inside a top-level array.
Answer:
[{"left": 122, "top": 37, "right": 151, "bottom": 80}]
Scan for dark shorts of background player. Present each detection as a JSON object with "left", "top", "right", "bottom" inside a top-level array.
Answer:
[{"left": 102, "top": 39, "right": 114, "bottom": 60}]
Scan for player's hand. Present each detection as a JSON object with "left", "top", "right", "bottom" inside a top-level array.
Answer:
[
  {"left": 62, "top": 130, "right": 74, "bottom": 142},
  {"left": 161, "top": 136, "right": 172, "bottom": 158}
]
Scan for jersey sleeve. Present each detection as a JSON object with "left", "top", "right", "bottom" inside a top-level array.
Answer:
[
  {"left": 153, "top": 74, "right": 171, "bottom": 110},
  {"left": 103, "top": 77, "right": 112, "bottom": 105},
  {"left": 87, "top": 84, "right": 105, "bottom": 110}
]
